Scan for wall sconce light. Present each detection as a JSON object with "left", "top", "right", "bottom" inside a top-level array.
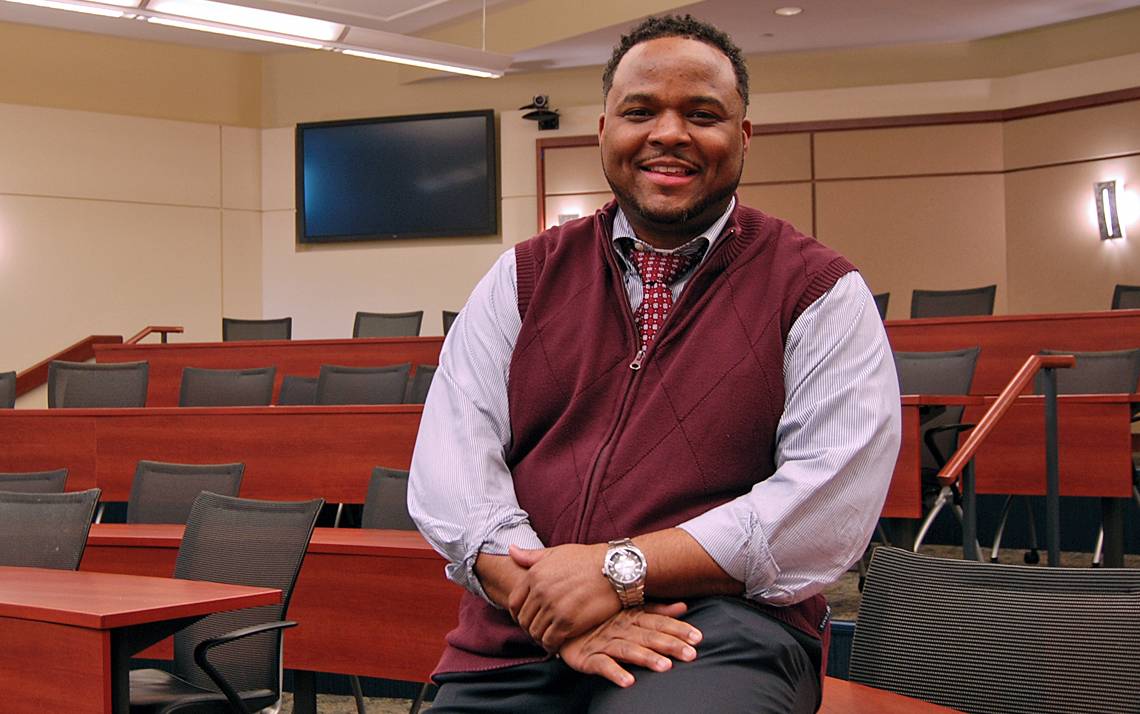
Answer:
[{"left": 1094, "top": 180, "right": 1124, "bottom": 240}]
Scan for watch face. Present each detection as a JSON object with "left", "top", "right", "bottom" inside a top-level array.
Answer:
[{"left": 605, "top": 548, "right": 645, "bottom": 584}]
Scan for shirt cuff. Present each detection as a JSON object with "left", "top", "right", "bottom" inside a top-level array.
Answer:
[
  {"left": 678, "top": 507, "right": 781, "bottom": 601},
  {"left": 455, "top": 521, "right": 545, "bottom": 607}
]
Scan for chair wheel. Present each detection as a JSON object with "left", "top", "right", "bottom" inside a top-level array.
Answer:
[
  {"left": 989, "top": 556, "right": 999, "bottom": 563},
  {"left": 1024, "top": 550, "right": 1040, "bottom": 565},
  {"left": 1092, "top": 561, "right": 1102, "bottom": 568}
]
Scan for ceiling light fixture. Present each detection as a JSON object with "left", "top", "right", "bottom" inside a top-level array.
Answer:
[
  {"left": 147, "top": 0, "right": 343, "bottom": 41},
  {"left": 3, "top": 0, "right": 131, "bottom": 18},
  {"left": 773, "top": 6, "right": 803, "bottom": 16},
  {"left": 339, "top": 48, "right": 499, "bottom": 79},
  {"left": 146, "top": 16, "right": 324, "bottom": 49}
]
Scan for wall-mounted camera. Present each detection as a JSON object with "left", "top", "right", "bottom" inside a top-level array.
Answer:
[{"left": 520, "top": 95, "right": 559, "bottom": 130}]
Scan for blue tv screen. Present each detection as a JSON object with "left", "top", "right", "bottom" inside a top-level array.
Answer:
[{"left": 295, "top": 109, "right": 498, "bottom": 243}]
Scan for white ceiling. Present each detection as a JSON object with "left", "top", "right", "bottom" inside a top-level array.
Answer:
[{"left": 2, "top": 0, "right": 1139, "bottom": 70}]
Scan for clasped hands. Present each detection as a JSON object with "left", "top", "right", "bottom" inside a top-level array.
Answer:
[{"left": 506, "top": 543, "right": 701, "bottom": 688}]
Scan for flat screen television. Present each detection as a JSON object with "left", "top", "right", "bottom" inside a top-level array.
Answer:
[{"left": 295, "top": 109, "right": 498, "bottom": 243}]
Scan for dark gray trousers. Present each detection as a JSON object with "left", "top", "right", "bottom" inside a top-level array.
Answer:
[{"left": 431, "top": 597, "right": 821, "bottom": 713}]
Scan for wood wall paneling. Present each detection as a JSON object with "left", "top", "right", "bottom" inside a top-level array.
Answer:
[{"left": 814, "top": 122, "right": 1003, "bottom": 179}]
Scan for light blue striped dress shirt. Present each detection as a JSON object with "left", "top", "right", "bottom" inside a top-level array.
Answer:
[{"left": 408, "top": 203, "right": 901, "bottom": 607}]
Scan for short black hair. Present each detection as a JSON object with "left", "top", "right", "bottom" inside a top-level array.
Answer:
[{"left": 602, "top": 14, "right": 750, "bottom": 110}]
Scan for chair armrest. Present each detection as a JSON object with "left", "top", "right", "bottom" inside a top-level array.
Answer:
[
  {"left": 924, "top": 423, "right": 976, "bottom": 468},
  {"left": 192, "top": 620, "right": 298, "bottom": 714}
]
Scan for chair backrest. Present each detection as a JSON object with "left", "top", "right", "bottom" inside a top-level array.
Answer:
[
  {"left": 127, "top": 461, "right": 244, "bottom": 524},
  {"left": 0, "top": 488, "right": 100, "bottom": 569},
  {"left": 894, "top": 347, "right": 980, "bottom": 470},
  {"left": 277, "top": 375, "right": 318, "bottom": 405},
  {"left": 171, "top": 492, "right": 322, "bottom": 695},
  {"left": 222, "top": 317, "right": 292, "bottom": 342},
  {"left": 404, "top": 364, "right": 437, "bottom": 404},
  {"left": 0, "top": 468, "right": 68, "bottom": 493},
  {"left": 315, "top": 363, "right": 411, "bottom": 405},
  {"left": 442, "top": 310, "right": 459, "bottom": 336},
  {"left": 353, "top": 311, "right": 424, "bottom": 338},
  {"left": 361, "top": 467, "right": 417, "bottom": 531},
  {"left": 872, "top": 292, "right": 889, "bottom": 320},
  {"left": 1036, "top": 348, "right": 1140, "bottom": 395},
  {"left": 48, "top": 360, "right": 149, "bottom": 408},
  {"left": 0, "top": 371, "right": 14, "bottom": 408},
  {"left": 179, "top": 366, "right": 277, "bottom": 407},
  {"left": 910, "top": 285, "right": 996, "bottom": 318},
  {"left": 1111, "top": 284, "right": 1140, "bottom": 310},
  {"left": 850, "top": 547, "right": 1140, "bottom": 714}
]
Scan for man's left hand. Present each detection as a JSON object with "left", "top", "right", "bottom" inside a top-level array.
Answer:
[{"left": 508, "top": 542, "right": 620, "bottom": 650}]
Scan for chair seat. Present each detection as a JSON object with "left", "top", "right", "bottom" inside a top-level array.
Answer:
[{"left": 129, "top": 667, "right": 277, "bottom": 713}]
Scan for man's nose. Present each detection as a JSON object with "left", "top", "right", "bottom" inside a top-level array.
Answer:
[{"left": 647, "top": 112, "right": 691, "bottom": 146}]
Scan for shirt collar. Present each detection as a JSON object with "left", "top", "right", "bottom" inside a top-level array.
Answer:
[{"left": 611, "top": 197, "right": 735, "bottom": 270}]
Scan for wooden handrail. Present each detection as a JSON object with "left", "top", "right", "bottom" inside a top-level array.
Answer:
[
  {"left": 125, "top": 325, "right": 184, "bottom": 345},
  {"left": 937, "top": 354, "right": 1076, "bottom": 486},
  {"left": 14, "top": 335, "right": 123, "bottom": 398}
]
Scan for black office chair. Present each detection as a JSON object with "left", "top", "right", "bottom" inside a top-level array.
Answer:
[
  {"left": 442, "top": 310, "right": 459, "bottom": 336},
  {"left": 872, "top": 292, "right": 890, "bottom": 320},
  {"left": 353, "top": 311, "right": 424, "bottom": 338},
  {"left": 0, "top": 489, "right": 100, "bottom": 570},
  {"left": 47, "top": 360, "right": 149, "bottom": 408},
  {"left": 894, "top": 347, "right": 982, "bottom": 556},
  {"left": 222, "top": 317, "right": 292, "bottom": 342},
  {"left": 0, "top": 468, "right": 68, "bottom": 493},
  {"left": 315, "top": 364, "right": 411, "bottom": 405},
  {"left": 990, "top": 348, "right": 1140, "bottom": 566},
  {"left": 179, "top": 366, "right": 277, "bottom": 407},
  {"left": 404, "top": 365, "right": 438, "bottom": 404},
  {"left": 277, "top": 375, "right": 318, "bottom": 405},
  {"left": 910, "top": 285, "right": 996, "bottom": 318},
  {"left": 128, "top": 492, "right": 323, "bottom": 714},
  {"left": 0, "top": 370, "right": 15, "bottom": 408},
  {"left": 127, "top": 461, "right": 245, "bottom": 524},
  {"left": 1112, "top": 284, "right": 1140, "bottom": 310},
  {"left": 850, "top": 547, "right": 1140, "bottom": 714}
]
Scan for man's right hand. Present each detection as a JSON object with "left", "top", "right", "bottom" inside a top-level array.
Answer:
[{"left": 558, "top": 602, "right": 702, "bottom": 688}]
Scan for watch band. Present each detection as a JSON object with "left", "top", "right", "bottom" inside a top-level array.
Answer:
[{"left": 604, "top": 538, "right": 646, "bottom": 608}]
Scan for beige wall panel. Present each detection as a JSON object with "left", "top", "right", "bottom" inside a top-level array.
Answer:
[
  {"left": 261, "top": 127, "right": 295, "bottom": 211},
  {"left": 0, "top": 195, "right": 221, "bottom": 375},
  {"left": 815, "top": 123, "right": 1004, "bottom": 179},
  {"left": 1004, "top": 100, "right": 1140, "bottom": 171},
  {"left": 815, "top": 175, "right": 1007, "bottom": 319},
  {"left": 505, "top": 106, "right": 603, "bottom": 200},
  {"left": 0, "top": 103, "right": 220, "bottom": 207},
  {"left": 544, "top": 193, "right": 613, "bottom": 230},
  {"left": 737, "top": 183, "right": 814, "bottom": 234},
  {"left": 1004, "top": 158, "right": 1140, "bottom": 315},
  {"left": 545, "top": 146, "right": 606, "bottom": 196},
  {"left": 222, "top": 127, "right": 261, "bottom": 211},
  {"left": 222, "top": 209, "right": 262, "bottom": 325},
  {"left": 742, "top": 133, "right": 812, "bottom": 183}
]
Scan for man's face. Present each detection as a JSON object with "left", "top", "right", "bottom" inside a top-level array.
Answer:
[{"left": 599, "top": 36, "right": 751, "bottom": 248}]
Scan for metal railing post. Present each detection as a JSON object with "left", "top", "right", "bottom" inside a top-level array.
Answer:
[{"left": 1042, "top": 367, "right": 1061, "bottom": 567}]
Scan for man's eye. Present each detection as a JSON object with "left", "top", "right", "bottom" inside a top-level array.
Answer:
[
  {"left": 623, "top": 109, "right": 652, "bottom": 119},
  {"left": 689, "top": 111, "right": 721, "bottom": 123}
]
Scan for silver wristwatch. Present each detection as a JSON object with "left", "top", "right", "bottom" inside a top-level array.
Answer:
[{"left": 602, "top": 538, "right": 647, "bottom": 608}]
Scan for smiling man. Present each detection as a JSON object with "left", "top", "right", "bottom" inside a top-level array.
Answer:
[{"left": 409, "top": 15, "right": 900, "bottom": 713}]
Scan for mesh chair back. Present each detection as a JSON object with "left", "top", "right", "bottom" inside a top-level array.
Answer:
[
  {"left": 127, "top": 461, "right": 244, "bottom": 524},
  {"left": 48, "top": 360, "right": 149, "bottom": 408},
  {"left": 872, "top": 292, "right": 889, "bottom": 320},
  {"left": 222, "top": 317, "right": 292, "bottom": 342},
  {"left": 851, "top": 547, "right": 1140, "bottom": 714},
  {"left": 277, "top": 375, "right": 318, "bottom": 405},
  {"left": 172, "top": 493, "right": 322, "bottom": 694},
  {"left": 442, "top": 310, "right": 459, "bottom": 336},
  {"left": 0, "top": 371, "right": 14, "bottom": 408},
  {"left": 179, "top": 366, "right": 277, "bottom": 407},
  {"left": 353, "top": 311, "right": 424, "bottom": 338},
  {"left": 894, "top": 347, "right": 980, "bottom": 471},
  {"left": 1112, "top": 284, "right": 1140, "bottom": 310},
  {"left": 361, "top": 467, "right": 417, "bottom": 531},
  {"left": 0, "top": 489, "right": 100, "bottom": 569},
  {"left": 316, "top": 363, "right": 411, "bottom": 405},
  {"left": 910, "top": 284, "right": 996, "bottom": 318},
  {"left": 1036, "top": 348, "right": 1140, "bottom": 395},
  {"left": 404, "top": 365, "right": 437, "bottom": 404},
  {"left": 0, "top": 469, "right": 68, "bottom": 493}
]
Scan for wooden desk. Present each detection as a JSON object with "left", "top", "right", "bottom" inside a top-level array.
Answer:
[
  {"left": 886, "top": 310, "right": 1140, "bottom": 395},
  {"left": 0, "top": 566, "right": 278, "bottom": 714},
  {"left": 95, "top": 336, "right": 444, "bottom": 406},
  {"left": 0, "top": 405, "right": 420, "bottom": 501},
  {"left": 821, "top": 678, "right": 961, "bottom": 713}
]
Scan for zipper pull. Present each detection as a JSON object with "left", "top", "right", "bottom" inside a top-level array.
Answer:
[{"left": 629, "top": 346, "right": 646, "bottom": 371}]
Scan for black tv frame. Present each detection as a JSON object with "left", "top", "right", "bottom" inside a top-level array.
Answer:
[{"left": 294, "top": 109, "right": 498, "bottom": 244}]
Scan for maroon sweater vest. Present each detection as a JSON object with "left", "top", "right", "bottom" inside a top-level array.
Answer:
[{"left": 435, "top": 200, "right": 856, "bottom": 676}]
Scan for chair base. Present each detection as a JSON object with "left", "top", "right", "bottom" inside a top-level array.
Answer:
[{"left": 130, "top": 667, "right": 278, "bottom": 714}]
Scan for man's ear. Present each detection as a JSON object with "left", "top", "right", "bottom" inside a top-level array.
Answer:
[
  {"left": 741, "top": 118, "right": 752, "bottom": 153},
  {"left": 598, "top": 112, "right": 606, "bottom": 139}
]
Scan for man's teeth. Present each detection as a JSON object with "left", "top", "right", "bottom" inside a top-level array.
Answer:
[{"left": 646, "top": 166, "right": 690, "bottom": 175}]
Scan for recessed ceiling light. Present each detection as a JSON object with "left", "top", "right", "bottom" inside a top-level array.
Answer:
[{"left": 774, "top": 7, "right": 803, "bottom": 17}]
